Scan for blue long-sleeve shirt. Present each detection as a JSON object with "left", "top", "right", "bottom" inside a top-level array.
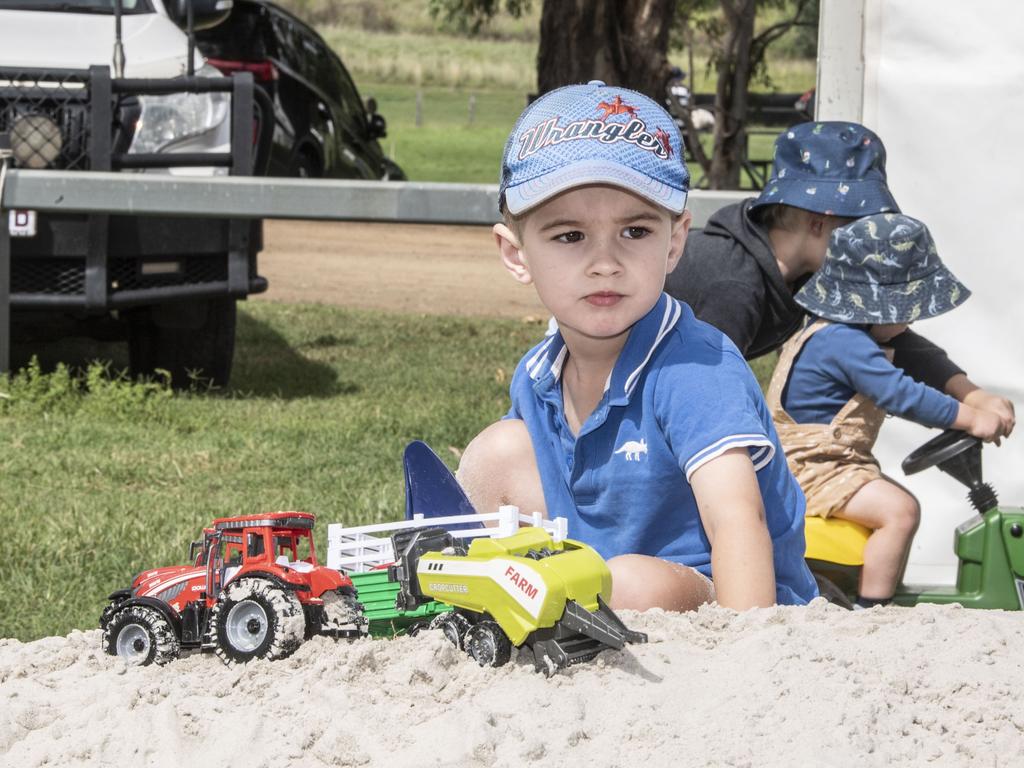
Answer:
[{"left": 782, "top": 324, "right": 959, "bottom": 427}]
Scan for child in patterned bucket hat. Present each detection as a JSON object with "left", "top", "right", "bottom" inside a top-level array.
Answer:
[
  {"left": 665, "top": 119, "right": 1014, "bottom": 468},
  {"left": 766, "top": 213, "right": 1007, "bottom": 609},
  {"left": 752, "top": 122, "right": 899, "bottom": 218},
  {"left": 458, "top": 80, "right": 818, "bottom": 612}
]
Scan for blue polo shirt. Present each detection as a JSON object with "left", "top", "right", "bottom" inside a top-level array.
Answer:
[{"left": 507, "top": 294, "right": 817, "bottom": 605}]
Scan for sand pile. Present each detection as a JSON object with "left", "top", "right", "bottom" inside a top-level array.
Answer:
[{"left": 2, "top": 600, "right": 1022, "bottom": 767}]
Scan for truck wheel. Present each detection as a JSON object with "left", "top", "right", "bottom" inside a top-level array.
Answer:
[
  {"left": 320, "top": 589, "right": 366, "bottom": 634},
  {"left": 127, "top": 298, "right": 237, "bottom": 389},
  {"left": 429, "top": 611, "right": 472, "bottom": 650},
  {"left": 212, "top": 578, "right": 305, "bottom": 664},
  {"left": 465, "top": 621, "right": 511, "bottom": 668},
  {"left": 103, "top": 606, "right": 180, "bottom": 666}
]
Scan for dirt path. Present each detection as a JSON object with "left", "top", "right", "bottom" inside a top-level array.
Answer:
[{"left": 254, "top": 220, "right": 547, "bottom": 319}]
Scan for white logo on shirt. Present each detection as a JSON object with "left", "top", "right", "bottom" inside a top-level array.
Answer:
[{"left": 614, "top": 439, "right": 648, "bottom": 461}]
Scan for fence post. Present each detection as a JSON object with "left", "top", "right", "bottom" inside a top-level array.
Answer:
[
  {"left": 497, "top": 505, "right": 518, "bottom": 537},
  {"left": 468, "top": 94, "right": 476, "bottom": 125},
  {"left": 415, "top": 90, "right": 423, "bottom": 127},
  {"left": 0, "top": 135, "right": 11, "bottom": 376}
]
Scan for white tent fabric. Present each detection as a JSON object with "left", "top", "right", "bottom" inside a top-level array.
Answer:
[{"left": 853, "top": 1, "right": 1024, "bottom": 584}]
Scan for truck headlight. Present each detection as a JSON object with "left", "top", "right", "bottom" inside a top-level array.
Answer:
[
  {"left": 11, "top": 113, "right": 62, "bottom": 168},
  {"left": 128, "top": 64, "right": 229, "bottom": 155}
]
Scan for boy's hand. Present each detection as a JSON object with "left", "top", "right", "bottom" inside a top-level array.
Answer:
[
  {"left": 955, "top": 404, "right": 1005, "bottom": 445},
  {"left": 962, "top": 388, "right": 1015, "bottom": 437},
  {"left": 945, "top": 375, "right": 1015, "bottom": 437}
]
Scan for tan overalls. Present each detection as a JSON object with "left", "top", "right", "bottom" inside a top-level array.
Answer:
[{"left": 766, "top": 319, "right": 886, "bottom": 518}]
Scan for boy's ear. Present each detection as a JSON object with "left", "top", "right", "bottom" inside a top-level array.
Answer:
[
  {"left": 666, "top": 210, "right": 692, "bottom": 273},
  {"left": 493, "top": 223, "right": 533, "bottom": 285},
  {"left": 806, "top": 212, "right": 827, "bottom": 237}
]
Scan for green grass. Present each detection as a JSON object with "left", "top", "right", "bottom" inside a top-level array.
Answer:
[
  {"left": 1, "top": 303, "right": 776, "bottom": 642},
  {"left": 364, "top": 83, "right": 527, "bottom": 183},
  {"left": 1, "top": 303, "right": 538, "bottom": 641},
  {"left": 318, "top": 6, "right": 816, "bottom": 95},
  {"left": 365, "top": 81, "right": 788, "bottom": 187},
  {"left": 322, "top": 16, "right": 814, "bottom": 184},
  {"left": 325, "top": 26, "right": 539, "bottom": 92}
]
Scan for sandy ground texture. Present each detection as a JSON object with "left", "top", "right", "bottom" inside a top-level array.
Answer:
[
  {"left": 254, "top": 220, "right": 548, "bottom": 318},
  {"left": 3, "top": 601, "right": 1023, "bottom": 768}
]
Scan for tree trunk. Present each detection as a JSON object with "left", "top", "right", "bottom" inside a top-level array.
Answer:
[
  {"left": 536, "top": 0, "right": 675, "bottom": 100},
  {"left": 708, "top": 0, "right": 756, "bottom": 189}
]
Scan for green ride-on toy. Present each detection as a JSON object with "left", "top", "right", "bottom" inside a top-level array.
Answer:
[{"left": 805, "top": 429, "right": 1024, "bottom": 610}]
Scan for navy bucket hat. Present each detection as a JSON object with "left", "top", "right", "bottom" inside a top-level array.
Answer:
[
  {"left": 499, "top": 80, "right": 690, "bottom": 215},
  {"left": 795, "top": 214, "right": 970, "bottom": 325},
  {"left": 751, "top": 122, "right": 899, "bottom": 217}
]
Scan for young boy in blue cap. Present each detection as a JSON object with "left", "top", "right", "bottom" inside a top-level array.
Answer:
[
  {"left": 767, "top": 214, "right": 1006, "bottom": 608},
  {"left": 457, "top": 81, "right": 818, "bottom": 612},
  {"left": 666, "top": 122, "right": 1014, "bottom": 436}
]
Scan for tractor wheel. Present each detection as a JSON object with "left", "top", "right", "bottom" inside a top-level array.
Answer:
[
  {"left": 99, "top": 597, "right": 127, "bottom": 630},
  {"left": 405, "top": 621, "right": 430, "bottom": 637},
  {"left": 103, "top": 606, "right": 180, "bottom": 666},
  {"left": 320, "top": 589, "right": 366, "bottom": 635},
  {"left": 211, "top": 578, "right": 305, "bottom": 664},
  {"left": 465, "top": 621, "right": 512, "bottom": 668},
  {"left": 429, "top": 611, "right": 472, "bottom": 651}
]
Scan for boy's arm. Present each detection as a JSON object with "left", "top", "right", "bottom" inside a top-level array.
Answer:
[
  {"left": 830, "top": 327, "right": 960, "bottom": 428},
  {"left": 890, "top": 332, "right": 1014, "bottom": 434},
  {"left": 690, "top": 447, "right": 776, "bottom": 610},
  {"left": 888, "top": 329, "right": 963, "bottom": 391}
]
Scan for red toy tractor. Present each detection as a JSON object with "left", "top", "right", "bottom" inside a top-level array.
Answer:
[{"left": 100, "top": 512, "right": 364, "bottom": 665}]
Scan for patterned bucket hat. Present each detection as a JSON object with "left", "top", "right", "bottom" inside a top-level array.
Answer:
[
  {"left": 499, "top": 80, "right": 689, "bottom": 215},
  {"left": 751, "top": 122, "right": 899, "bottom": 217},
  {"left": 795, "top": 214, "right": 970, "bottom": 324}
]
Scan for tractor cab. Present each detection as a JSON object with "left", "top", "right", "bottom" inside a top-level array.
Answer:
[{"left": 200, "top": 513, "right": 322, "bottom": 596}]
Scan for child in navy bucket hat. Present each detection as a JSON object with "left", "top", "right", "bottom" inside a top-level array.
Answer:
[
  {"left": 766, "top": 213, "right": 1008, "bottom": 608},
  {"left": 665, "top": 120, "right": 1014, "bottom": 441},
  {"left": 457, "top": 81, "right": 817, "bottom": 611},
  {"left": 752, "top": 122, "right": 899, "bottom": 218}
]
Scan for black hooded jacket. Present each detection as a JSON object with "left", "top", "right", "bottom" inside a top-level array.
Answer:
[{"left": 665, "top": 199, "right": 964, "bottom": 391}]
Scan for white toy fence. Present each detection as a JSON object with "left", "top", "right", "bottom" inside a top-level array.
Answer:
[{"left": 326, "top": 505, "right": 568, "bottom": 573}]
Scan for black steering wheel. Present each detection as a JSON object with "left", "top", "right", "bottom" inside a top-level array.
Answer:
[{"left": 901, "top": 428, "right": 982, "bottom": 476}]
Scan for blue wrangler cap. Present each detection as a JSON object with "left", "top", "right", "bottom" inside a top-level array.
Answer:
[{"left": 499, "top": 81, "right": 690, "bottom": 215}]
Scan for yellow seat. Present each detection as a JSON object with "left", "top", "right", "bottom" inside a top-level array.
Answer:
[{"left": 804, "top": 516, "right": 871, "bottom": 566}]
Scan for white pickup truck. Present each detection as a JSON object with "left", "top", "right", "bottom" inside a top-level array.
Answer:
[{"left": 0, "top": 0, "right": 266, "bottom": 386}]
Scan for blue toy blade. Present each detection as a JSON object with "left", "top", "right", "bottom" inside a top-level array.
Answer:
[{"left": 403, "top": 441, "right": 482, "bottom": 529}]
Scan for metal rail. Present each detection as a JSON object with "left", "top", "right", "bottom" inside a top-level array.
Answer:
[
  {"left": 1, "top": 171, "right": 747, "bottom": 225},
  {"left": 0, "top": 172, "right": 748, "bottom": 373}
]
